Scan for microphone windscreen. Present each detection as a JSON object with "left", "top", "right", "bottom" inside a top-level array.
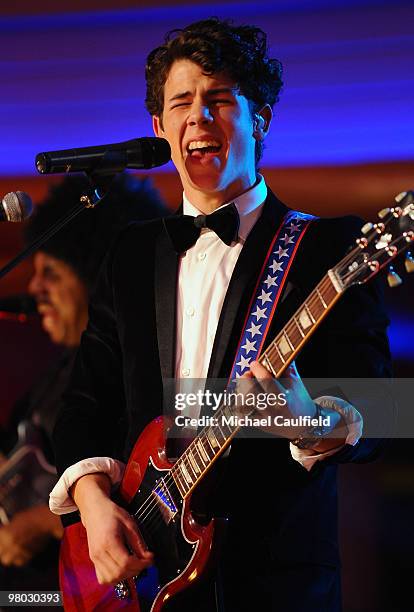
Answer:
[
  {"left": 141, "top": 137, "right": 171, "bottom": 169},
  {"left": 2, "top": 191, "right": 33, "bottom": 222}
]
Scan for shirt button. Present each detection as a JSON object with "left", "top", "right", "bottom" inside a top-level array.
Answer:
[
  {"left": 198, "top": 252, "right": 206, "bottom": 261},
  {"left": 181, "top": 368, "right": 190, "bottom": 377},
  {"left": 186, "top": 307, "right": 195, "bottom": 317}
]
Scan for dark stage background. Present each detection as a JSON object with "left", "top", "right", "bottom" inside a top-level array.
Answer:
[{"left": 1, "top": 2, "right": 413, "bottom": 610}]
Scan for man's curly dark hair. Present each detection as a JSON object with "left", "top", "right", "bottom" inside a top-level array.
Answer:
[{"left": 145, "top": 17, "right": 283, "bottom": 166}]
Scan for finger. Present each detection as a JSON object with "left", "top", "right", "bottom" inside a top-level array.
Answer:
[
  {"left": 103, "top": 534, "right": 152, "bottom": 585},
  {"left": 104, "top": 524, "right": 152, "bottom": 579},
  {"left": 91, "top": 544, "right": 123, "bottom": 584},
  {"left": 124, "top": 522, "right": 153, "bottom": 561},
  {"left": 88, "top": 522, "right": 130, "bottom": 578},
  {"left": 250, "top": 360, "right": 273, "bottom": 379},
  {"left": 105, "top": 531, "right": 135, "bottom": 571},
  {"left": 240, "top": 370, "right": 254, "bottom": 378},
  {"left": 95, "top": 556, "right": 121, "bottom": 585},
  {"left": 250, "top": 360, "right": 286, "bottom": 396},
  {"left": 124, "top": 551, "right": 154, "bottom": 576}
]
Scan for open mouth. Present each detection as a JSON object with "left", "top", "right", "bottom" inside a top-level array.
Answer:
[
  {"left": 38, "top": 303, "right": 55, "bottom": 318},
  {"left": 187, "top": 140, "right": 222, "bottom": 158}
]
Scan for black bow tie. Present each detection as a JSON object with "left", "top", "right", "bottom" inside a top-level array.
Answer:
[{"left": 164, "top": 203, "right": 240, "bottom": 253}]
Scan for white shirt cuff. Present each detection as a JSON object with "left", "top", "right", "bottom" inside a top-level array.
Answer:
[
  {"left": 49, "top": 457, "right": 126, "bottom": 515},
  {"left": 289, "top": 395, "right": 363, "bottom": 472}
]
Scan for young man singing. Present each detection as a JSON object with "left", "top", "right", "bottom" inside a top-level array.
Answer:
[{"left": 50, "top": 18, "right": 391, "bottom": 611}]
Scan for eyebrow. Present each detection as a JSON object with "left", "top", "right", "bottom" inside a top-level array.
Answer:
[{"left": 168, "top": 87, "right": 237, "bottom": 103}]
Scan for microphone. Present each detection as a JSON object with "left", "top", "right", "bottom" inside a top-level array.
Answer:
[
  {"left": 1, "top": 191, "right": 33, "bottom": 222},
  {"left": 35, "top": 137, "right": 171, "bottom": 175}
]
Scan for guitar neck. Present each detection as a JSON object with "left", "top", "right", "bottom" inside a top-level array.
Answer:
[
  {"left": 260, "top": 269, "right": 343, "bottom": 376},
  {"left": 170, "top": 269, "right": 344, "bottom": 499}
]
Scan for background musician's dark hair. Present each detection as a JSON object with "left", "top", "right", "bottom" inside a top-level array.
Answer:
[{"left": 24, "top": 173, "right": 167, "bottom": 292}]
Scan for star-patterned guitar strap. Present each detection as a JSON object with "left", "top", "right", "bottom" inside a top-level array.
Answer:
[{"left": 228, "top": 210, "right": 317, "bottom": 385}]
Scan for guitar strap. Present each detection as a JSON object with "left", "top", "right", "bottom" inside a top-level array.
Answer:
[
  {"left": 177, "top": 210, "right": 316, "bottom": 447},
  {"left": 228, "top": 210, "right": 316, "bottom": 385}
]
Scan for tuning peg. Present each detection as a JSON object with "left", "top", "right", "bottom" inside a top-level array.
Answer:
[
  {"left": 395, "top": 191, "right": 407, "bottom": 203},
  {"left": 378, "top": 208, "right": 390, "bottom": 219},
  {"left": 387, "top": 266, "right": 403, "bottom": 288},
  {"left": 361, "top": 222, "right": 373, "bottom": 235},
  {"left": 405, "top": 251, "right": 414, "bottom": 273}
]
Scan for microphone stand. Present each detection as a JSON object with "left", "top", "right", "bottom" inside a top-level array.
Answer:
[{"left": 0, "top": 173, "right": 114, "bottom": 281}]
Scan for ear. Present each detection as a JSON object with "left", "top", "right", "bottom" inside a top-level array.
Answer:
[
  {"left": 253, "top": 105, "right": 272, "bottom": 141},
  {"left": 152, "top": 115, "right": 164, "bottom": 137}
]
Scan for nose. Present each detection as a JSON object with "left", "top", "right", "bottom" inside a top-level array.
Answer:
[
  {"left": 187, "top": 101, "right": 213, "bottom": 126},
  {"left": 28, "top": 270, "right": 46, "bottom": 299}
]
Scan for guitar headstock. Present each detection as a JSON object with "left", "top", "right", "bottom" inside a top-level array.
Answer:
[{"left": 334, "top": 190, "right": 414, "bottom": 289}]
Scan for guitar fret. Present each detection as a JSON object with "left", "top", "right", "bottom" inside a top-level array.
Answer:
[
  {"left": 180, "top": 462, "right": 193, "bottom": 486},
  {"left": 203, "top": 433, "right": 215, "bottom": 459},
  {"left": 171, "top": 468, "right": 187, "bottom": 497},
  {"left": 304, "top": 301, "right": 316, "bottom": 324},
  {"left": 187, "top": 453, "right": 199, "bottom": 480},
  {"left": 183, "top": 455, "right": 196, "bottom": 482},
  {"left": 219, "top": 412, "right": 234, "bottom": 436},
  {"left": 266, "top": 344, "right": 283, "bottom": 371},
  {"left": 213, "top": 424, "right": 226, "bottom": 444},
  {"left": 195, "top": 440, "right": 208, "bottom": 466},
  {"left": 273, "top": 341, "right": 286, "bottom": 364},
  {"left": 316, "top": 287, "right": 327, "bottom": 309},
  {"left": 194, "top": 439, "right": 206, "bottom": 469},
  {"left": 188, "top": 450, "right": 201, "bottom": 475},
  {"left": 284, "top": 330, "right": 294, "bottom": 352},
  {"left": 277, "top": 330, "right": 294, "bottom": 358},
  {"left": 222, "top": 404, "right": 234, "bottom": 421},
  {"left": 293, "top": 315, "right": 305, "bottom": 338},
  {"left": 175, "top": 466, "right": 187, "bottom": 489},
  {"left": 200, "top": 434, "right": 214, "bottom": 460},
  {"left": 207, "top": 427, "right": 220, "bottom": 450},
  {"left": 326, "top": 275, "right": 340, "bottom": 300},
  {"left": 262, "top": 353, "right": 276, "bottom": 376}
]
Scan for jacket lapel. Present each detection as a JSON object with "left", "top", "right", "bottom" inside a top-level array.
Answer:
[
  {"left": 207, "top": 190, "right": 289, "bottom": 379},
  {"left": 154, "top": 220, "right": 179, "bottom": 380}
]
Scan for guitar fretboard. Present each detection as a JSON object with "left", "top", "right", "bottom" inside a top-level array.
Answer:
[
  {"left": 261, "top": 271, "right": 342, "bottom": 377},
  {"left": 171, "top": 270, "right": 343, "bottom": 499}
]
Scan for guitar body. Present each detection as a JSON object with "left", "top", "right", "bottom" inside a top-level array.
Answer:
[{"left": 60, "top": 416, "right": 225, "bottom": 611}]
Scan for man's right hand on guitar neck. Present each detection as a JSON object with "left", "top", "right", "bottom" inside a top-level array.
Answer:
[{"left": 71, "top": 473, "right": 153, "bottom": 585}]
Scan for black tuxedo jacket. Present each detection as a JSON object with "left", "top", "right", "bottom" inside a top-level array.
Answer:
[{"left": 54, "top": 190, "right": 391, "bottom": 611}]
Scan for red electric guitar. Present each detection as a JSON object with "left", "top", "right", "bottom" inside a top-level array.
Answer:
[{"left": 60, "top": 192, "right": 414, "bottom": 611}]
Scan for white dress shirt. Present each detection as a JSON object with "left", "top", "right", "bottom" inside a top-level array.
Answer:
[{"left": 175, "top": 178, "right": 266, "bottom": 381}]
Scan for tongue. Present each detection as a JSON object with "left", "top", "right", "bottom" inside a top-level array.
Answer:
[{"left": 190, "top": 146, "right": 221, "bottom": 158}]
